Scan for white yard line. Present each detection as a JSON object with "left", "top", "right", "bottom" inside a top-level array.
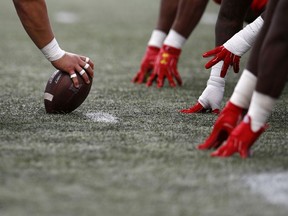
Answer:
[
  {"left": 85, "top": 112, "right": 119, "bottom": 123},
  {"left": 244, "top": 172, "right": 288, "bottom": 206}
]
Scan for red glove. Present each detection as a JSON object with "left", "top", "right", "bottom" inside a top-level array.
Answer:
[
  {"left": 147, "top": 45, "right": 182, "bottom": 88},
  {"left": 197, "top": 102, "right": 244, "bottom": 150},
  {"left": 203, "top": 45, "right": 240, "bottom": 77},
  {"left": 211, "top": 116, "right": 267, "bottom": 158},
  {"left": 180, "top": 102, "right": 219, "bottom": 114},
  {"left": 132, "top": 46, "right": 160, "bottom": 84}
]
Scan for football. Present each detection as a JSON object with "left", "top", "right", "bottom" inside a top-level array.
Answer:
[{"left": 44, "top": 70, "right": 93, "bottom": 114}]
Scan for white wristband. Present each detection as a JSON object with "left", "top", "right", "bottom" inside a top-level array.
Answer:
[
  {"left": 148, "top": 30, "right": 167, "bottom": 48},
  {"left": 224, "top": 16, "right": 264, "bottom": 56},
  {"left": 164, "top": 29, "right": 186, "bottom": 49},
  {"left": 40, "top": 38, "right": 65, "bottom": 62}
]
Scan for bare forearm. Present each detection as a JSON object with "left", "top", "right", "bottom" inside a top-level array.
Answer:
[
  {"left": 172, "top": 0, "right": 209, "bottom": 38},
  {"left": 215, "top": 0, "right": 252, "bottom": 46},
  {"left": 13, "top": 0, "right": 54, "bottom": 49},
  {"left": 156, "top": 0, "right": 179, "bottom": 34}
]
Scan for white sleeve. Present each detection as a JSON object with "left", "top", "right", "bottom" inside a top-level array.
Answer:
[{"left": 223, "top": 16, "right": 264, "bottom": 56}]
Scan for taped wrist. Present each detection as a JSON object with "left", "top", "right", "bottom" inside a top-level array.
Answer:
[
  {"left": 164, "top": 29, "right": 186, "bottom": 49},
  {"left": 41, "top": 38, "right": 65, "bottom": 62},
  {"left": 224, "top": 16, "right": 264, "bottom": 56},
  {"left": 198, "top": 76, "right": 225, "bottom": 110},
  {"left": 207, "top": 76, "right": 225, "bottom": 88}
]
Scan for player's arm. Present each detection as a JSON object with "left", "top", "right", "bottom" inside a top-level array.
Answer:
[
  {"left": 13, "top": 0, "right": 94, "bottom": 88},
  {"left": 203, "top": 14, "right": 264, "bottom": 76}
]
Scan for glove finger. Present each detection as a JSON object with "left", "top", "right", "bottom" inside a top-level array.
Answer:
[
  {"left": 138, "top": 65, "right": 153, "bottom": 83},
  {"left": 198, "top": 125, "right": 230, "bottom": 150},
  {"left": 132, "top": 71, "right": 141, "bottom": 83},
  {"left": 173, "top": 69, "right": 182, "bottom": 86},
  {"left": 157, "top": 67, "right": 166, "bottom": 88},
  {"left": 165, "top": 68, "right": 176, "bottom": 87},
  {"left": 146, "top": 68, "right": 158, "bottom": 87},
  {"left": 202, "top": 46, "right": 222, "bottom": 58},
  {"left": 205, "top": 57, "right": 218, "bottom": 69},
  {"left": 233, "top": 56, "right": 240, "bottom": 73},
  {"left": 180, "top": 102, "right": 205, "bottom": 114},
  {"left": 205, "top": 50, "right": 227, "bottom": 69},
  {"left": 220, "top": 54, "right": 232, "bottom": 77},
  {"left": 211, "top": 141, "right": 236, "bottom": 157},
  {"left": 210, "top": 144, "right": 227, "bottom": 157}
]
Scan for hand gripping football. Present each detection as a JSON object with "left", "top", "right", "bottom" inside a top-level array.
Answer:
[{"left": 44, "top": 70, "right": 92, "bottom": 114}]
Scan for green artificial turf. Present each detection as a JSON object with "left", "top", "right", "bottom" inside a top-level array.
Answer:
[{"left": 0, "top": 0, "right": 288, "bottom": 216}]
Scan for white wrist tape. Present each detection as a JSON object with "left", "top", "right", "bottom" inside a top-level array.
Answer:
[
  {"left": 41, "top": 38, "right": 65, "bottom": 61},
  {"left": 148, "top": 30, "right": 167, "bottom": 48},
  {"left": 224, "top": 16, "right": 264, "bottom": 56},
  {"left": 164, "top": 29, "right": 186, "bottom": 49}
]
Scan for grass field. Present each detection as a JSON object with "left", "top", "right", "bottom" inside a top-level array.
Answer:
[{"left": 1, "top": 0, "right": 288, "bottom": 215}]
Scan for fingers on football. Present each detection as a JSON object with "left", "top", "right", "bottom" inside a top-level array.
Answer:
[
  {"left": 76, "top": 65, "right": 91, "bottom": 85},
  {"left": 69, "top": 71, "right": 80, "bottom": 88},
  {"left": 80, "top": 56, "right": 94, "bottom": 76}
]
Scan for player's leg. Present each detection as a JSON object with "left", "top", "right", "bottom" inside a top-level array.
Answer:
[
  {"left": 183, "top": 0, "right": 253, "bottom": 113},
  {"left": 248, "top": 0, "right": 288, "bottom": 131},
  {"left": 172, "top": 0, "right": 209, "bottom": 38},
  {"left": 147, "top": 0, "right": 209, "bottom": 87},
  {"left": 198, "top": 0, "right": 277, "bottom": 151},
  {"left": 132, "top": 0, "right": 179, "bottom": 84},
  {"left": 211, "top": 0, "right": 284, "bottom": 158},
  {"left": 245, "top": 0, "right": 267, "bottom": 23},
  {"left": 215, "top": 0, "right": 253, "bottom": 45}
]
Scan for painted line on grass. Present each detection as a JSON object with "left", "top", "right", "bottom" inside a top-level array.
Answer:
[
  {"left": 85, "top": 112, "right": 119, "bottom": 123},
  {"left": 54, "top": 11, "right": 79, "bottom": 24},
  {"left": 244, "top": 172, "right": 288, "bottom": 206}
]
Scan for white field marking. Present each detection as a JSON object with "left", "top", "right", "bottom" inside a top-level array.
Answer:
[
  {"left": 85, "top": 112, "right": 119, "bottom": 123},
  {"left": 244, "top": 172, "right": 288, "bottom": 206},
  {"left": 201, "top": 12, "right": 218, "bottom": 25},
  {"left": 54, "top": 11, "right": 79, "bottom": 24}
]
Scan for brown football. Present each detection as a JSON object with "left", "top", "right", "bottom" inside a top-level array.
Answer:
[{"left": 44, "top": 70, "right": 92, "bottom": 114}]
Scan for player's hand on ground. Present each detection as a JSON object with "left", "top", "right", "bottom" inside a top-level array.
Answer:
[
  {"left": 203, "top": 45, "right": 240, "bottom": 77},
  {"left": 180, "top": 102, "right": 219, "bottom": 114},
  {"left": 181, "top": 84, "right": 223, "bottom": 114},
  {"left": 51, "top": 52, "right": 94, "bottom": 88},
  {"left": 132, "top": 46, "right": 160, "bottom": 84},
  {"left": 146, "top": 45, "right": 182, "bottom": 88},
  {"left": 197, "top": 102, "right": 244, "bottom": 150},
  {"left": 211, "top": 116, "right": 267, "bottom": 158}
]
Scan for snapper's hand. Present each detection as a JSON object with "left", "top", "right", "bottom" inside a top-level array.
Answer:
[
  {"left": 147, "top": 45, "right": 182, "bottom": 88},
  {"left": 203, "top": 45, "right": 240, "bottom": 77},
  {"left": 132, "top": 46, "right": 160, "bottom": 84},
  {"left": 51, "top": 52, "right": 94, "bottom": 88}
]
